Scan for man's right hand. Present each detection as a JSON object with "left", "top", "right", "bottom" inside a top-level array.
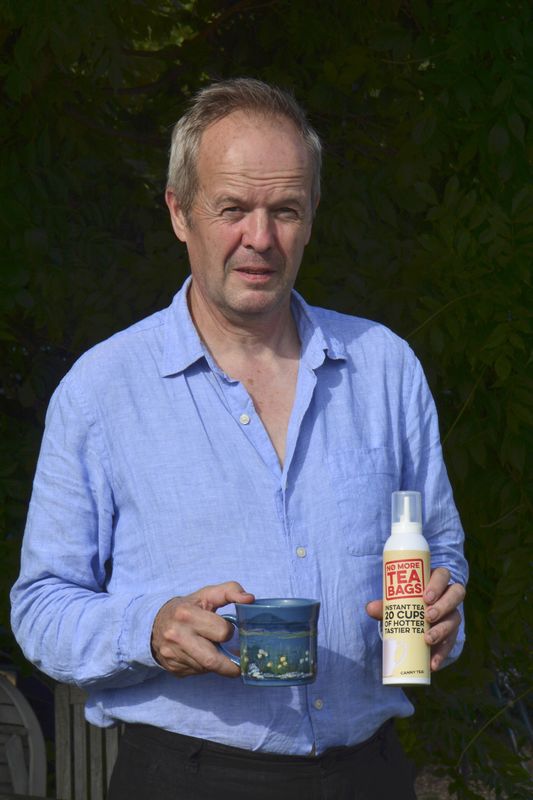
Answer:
[{"left": 151, "top": 582, "right": 255, "bottom": 678}]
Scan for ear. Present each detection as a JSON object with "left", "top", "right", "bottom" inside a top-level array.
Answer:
[{"left": 165, "top": 189, "right": 189, "bottom": 242}]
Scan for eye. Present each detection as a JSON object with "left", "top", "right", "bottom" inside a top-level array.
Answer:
[
  {"left": 221, "top": 206, "right": 244, "bottom": 218},
  {"left": 276, "top": 207, "right": 300, "bottom": 220}
]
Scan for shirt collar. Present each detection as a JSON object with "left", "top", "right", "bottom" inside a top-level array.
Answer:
[
  {"left": 291, "top": 290, "right": 347, "bottom": 369},
  {"left": 159, "top": 276, "right": 347, "bottom": 377},
  {"left": 160, "top": 277, "right": 205, "bottom": 376}
]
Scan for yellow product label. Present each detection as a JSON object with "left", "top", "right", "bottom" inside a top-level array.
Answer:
[{"left": 382, "top": 549, "right": 430, "bottom": 683}]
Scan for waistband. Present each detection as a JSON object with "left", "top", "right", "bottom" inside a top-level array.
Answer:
[{"left": 122, "top": 719, "right": 393, "bottom": 765}]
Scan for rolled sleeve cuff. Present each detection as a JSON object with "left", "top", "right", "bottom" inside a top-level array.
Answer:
[{"left": 119, "top": 592, "right": 176, "bottom": 671}]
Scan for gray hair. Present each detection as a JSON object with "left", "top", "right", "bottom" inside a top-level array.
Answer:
[{"left": 167, "top": 78, "right": 321, "bottom": 221}]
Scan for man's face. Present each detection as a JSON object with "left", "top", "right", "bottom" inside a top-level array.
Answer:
[{"left": 166, "top": 111, "right": 316, "bottom": 325}]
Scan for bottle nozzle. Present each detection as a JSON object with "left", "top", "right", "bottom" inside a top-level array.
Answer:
[{"left": 391, "top": 491, "right": 422, "bottom": 533}]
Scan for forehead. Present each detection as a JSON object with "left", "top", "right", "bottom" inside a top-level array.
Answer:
[{"left": 196, "top": 111, "right": 312, "bottom": 194}]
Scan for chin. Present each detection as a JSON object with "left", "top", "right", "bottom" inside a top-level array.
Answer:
[{"left": 231, "top": 296, "right": 286, "bottom": 318}]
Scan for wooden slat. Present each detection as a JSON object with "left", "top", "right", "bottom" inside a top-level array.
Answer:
[
  {"left": 89, "top": 724, "right": 104, "bottom": 800},
  {"left": 54, "top": 683, "right": 125, "bottom": 799},
  {"left": 0, "top": 727, "right": 27, "bottom": 739},
  {"left": 54, "top": 684, "right": 72, "bottom": 800},
  {"left": 104, "top": 727, "right": 120, "bottom": 789},
  {"left": 0, "top": 767, "right": 13, "bottom": 785},
  {"left": 0, "top": 677, "right": 46, "bottom": 798},
  {"left": 73, "top": 703, "right": 87, "bottom": 800},
  {"left": 0, "top": 794, "right": 56, "bottom": 799},
  {"left": 4, "top": 736, "right": 27, "bottom": 795},
  {"left": 68, "top": 686, "right": 86, "bottom": 705},
  {"left": 0, "top": 710, "right": 21, "bottom": 727}
]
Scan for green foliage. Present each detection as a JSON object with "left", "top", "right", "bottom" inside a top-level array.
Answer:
[{"left": 1, "top": 1, "right": 531, "bottom": 796}]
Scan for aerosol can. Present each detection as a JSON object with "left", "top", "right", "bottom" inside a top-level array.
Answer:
[{"left": 382, "top": 491, "right": 430, "bottom": 685}]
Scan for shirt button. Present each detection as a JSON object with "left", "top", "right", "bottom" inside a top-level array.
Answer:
[
  {"left": 239, "top": 413, "right": 250, "bottom": 425},
  {"left": 296, "top": 546, "right": 307, "bottom": 558},
  {"left": 313, "top": 699, "right": 324, "bottom": 710}
]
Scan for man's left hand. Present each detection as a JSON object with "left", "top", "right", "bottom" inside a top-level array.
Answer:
[{"left": 366, "top": 567, "right": 466, "bottom": 671}]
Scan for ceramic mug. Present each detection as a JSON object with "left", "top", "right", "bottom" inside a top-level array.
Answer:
[{"left": 218, "top": 598, "right": 320, "bottom": 686}]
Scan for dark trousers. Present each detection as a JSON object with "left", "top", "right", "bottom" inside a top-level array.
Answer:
[{"left": 107, "top": 720, "right": 417, "bottom": 800}]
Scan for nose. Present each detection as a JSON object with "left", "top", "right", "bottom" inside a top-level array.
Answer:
[{"left": 241, "top": 210, "right": 275, "bottom": 253}]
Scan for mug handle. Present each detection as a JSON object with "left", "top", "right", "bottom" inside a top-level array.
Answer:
[{"left": 216, "top": 614, "right": 240, "bottom": 666}]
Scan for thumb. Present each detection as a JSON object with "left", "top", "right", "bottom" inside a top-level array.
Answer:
[
  {"left": 194, "top": 581, "right": 255, "bottom": 612},
  {"left": 365, "top": 599, "right": 383, "bottom": 620}
]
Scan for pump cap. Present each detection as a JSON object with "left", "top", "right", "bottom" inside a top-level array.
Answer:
[{"left": 391, "top": 491, "right": 422, "bottom": 534}]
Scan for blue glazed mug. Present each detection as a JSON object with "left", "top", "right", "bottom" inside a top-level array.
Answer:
[{"left": 218, "top": 598, "right": 320, "bottom": 686}]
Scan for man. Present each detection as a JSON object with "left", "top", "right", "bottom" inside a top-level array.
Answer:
[{"left": 11, "top": 79, "right": 467, "bottom": 799}]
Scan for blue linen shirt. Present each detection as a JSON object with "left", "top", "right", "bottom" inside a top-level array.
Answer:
[{"left": 11, "top": 277, "right": 467, "bottom": 755}]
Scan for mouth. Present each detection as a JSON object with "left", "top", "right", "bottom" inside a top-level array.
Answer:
[
  {"left": 233, "top": 266, "right": 276, "bottom": 283},
  {"left": 234, "top": 267, "right": 275, "bottom": 275}
]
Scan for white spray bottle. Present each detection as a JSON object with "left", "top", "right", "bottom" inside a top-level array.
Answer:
[{"left": 382, "top": 491, "right": 430, "bottom": 685}]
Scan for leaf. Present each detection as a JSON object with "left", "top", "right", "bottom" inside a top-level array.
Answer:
[
  {"left": 443, "top": 175, "right": 459, "bottom": 207},
  {"left": 15, "top": 290, "right": 34, "bottom": 309},
  {"left": 479, "top": 228, "right": 496, "bottom": 244},
  {"left": 510, "top": 402, "right": 533, "bottom": 427},
  {"left": 488, "top": 124, "right": 510, "bottom": 155},
  {"left": 457, "top": 190, "right": 476, "bottom": 219},
  {"left": 323, "top": 60, "right": 338, "bottom": 84},
  {"left": 468, "top": 203, "right": 488, "bottom": 230},
  {"left": 24, "top": 228, "right": 49, "bottom": 255},
  {"left": 491, "top": 79, "right": 513, "bottom": 107},
  {"left": 17, "top": 381, "right": 37, "bottom": 408},
  {"left": 506, "top": 23, "right": 524, "bottom": 54},
  {"left": 514, "top": 95, "right": 533, "bottom": 119},
  {"left": 415, "top": 181, "right": 438, "bottom": 205},
  {"left": 456, "top": 229, "right": 471, "bottom": 256},
  {"left": 500, "top": 435, "right": 525, "bottom": 472},
  {"left": 507, "top": 112, "right": 525, "bottom": 144},
  {"left": 497, "top": 155, "right": 514, "bottom": 182},
  {"left": 412, "top": 111, "right": 437, "bottom": 145},
  {"left": 484, "top": 324, "right": 509, "bottom": 349},
  {"left": 495, "top": 355, "right": 511, "bottom": 381},
  {"left": 457, "top": 135, "right": 478, "bottom": 168},
  {"left": 511, "top": 187, "right": 531, "bottom": 215},
  {"left": 375, "top": 194, "right": 397, "bottom": 228}
]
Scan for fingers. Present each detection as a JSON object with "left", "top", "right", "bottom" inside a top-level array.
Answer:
[
  {"left": 365, "top": 600, "right": 383, "bottom": 620},
  {"left": 424, "top": 566, "right": 451, "bottom": 603},
  {"left": 190, "top": 581, "right": 255, "bottom": 612},
  {"left": 368, "top": 569, "right": 466, "bottom": 624},
  {"left": 367, "top": 569, "right": 466, "bottom": 673},
  {"left": 151, "top": 581, "right": 254, "bottom": 679},
  {"left": 424, "top": 574, "right": 465, "bottom": 671},
  {"left": 426, "top": 609, "right": 462, "bottom": 670},
  {"left": 157, "top": 606, "right": 240, "bottom": 678},
  {"left": 157, "top": 644, "right": 209, "bottom": 678},
  {"left": 425, "top": 578, "right": 466, "bottom": 624}
]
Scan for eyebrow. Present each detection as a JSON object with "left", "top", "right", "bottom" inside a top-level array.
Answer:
[
  {"left": 215, "top": 196, "right": 246, "bottom": 207},
  {"left": 215, "top": 195, "right": 306, "bottom": 210}
]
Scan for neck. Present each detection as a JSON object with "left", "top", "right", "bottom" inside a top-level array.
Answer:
[{"left": 187, "top": 283, "right": 300, "bottom": 363}]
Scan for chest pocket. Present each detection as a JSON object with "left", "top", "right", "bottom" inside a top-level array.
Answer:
[{"left": 326, "top": 446, "right": 398, "bottom": 556}]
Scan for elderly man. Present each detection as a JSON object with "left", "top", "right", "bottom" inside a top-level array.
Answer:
[{"left": 11, "top": 79, "right": 467, "bottom": 799}]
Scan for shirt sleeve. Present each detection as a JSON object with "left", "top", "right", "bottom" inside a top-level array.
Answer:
[
  {"left": 10, "top": 371, "right": 169, "bottom": 689},
  {"left": 401, "top": 351, "right": 469, "bottom": 664}
]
